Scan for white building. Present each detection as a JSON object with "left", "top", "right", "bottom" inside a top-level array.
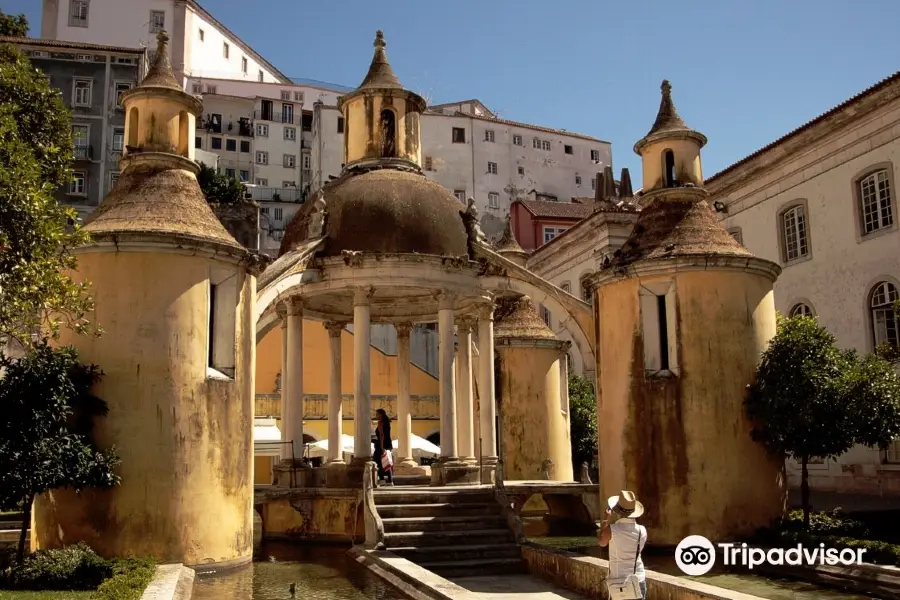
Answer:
[
  {"left": 707, "top": 71, "right": 900, "bottom": 497},
  {"left": 41, "top": 0, "right": 290, "bottom": 85}
]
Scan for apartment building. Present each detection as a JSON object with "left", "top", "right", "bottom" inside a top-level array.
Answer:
[
  {"left": 4, "top": 36, "right": 147, "bottom": 218},
  {"left": 40, "top": 0, "right": 289, "bottom": 85}
]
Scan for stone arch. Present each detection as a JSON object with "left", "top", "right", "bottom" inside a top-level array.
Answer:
[{"left": 127, "top": 106, "right": 139, "bottom": 147}]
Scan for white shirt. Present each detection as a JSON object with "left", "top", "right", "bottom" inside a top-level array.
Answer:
[{"left": 608, "top": 518, "right": 647, "bottom": 584}]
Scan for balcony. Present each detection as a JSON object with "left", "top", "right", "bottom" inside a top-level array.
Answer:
[
  {"left": 253, "top": 109, "right": 299, "bottom": 125},
  {"left": 74, "top": 145, "right": 93, "bottom": 160},
  {"left": 246, "top": 186, "right": 303, "bottom": 203}
]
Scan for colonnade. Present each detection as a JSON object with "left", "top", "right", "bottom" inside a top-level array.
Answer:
[{"left": 275, "top": 290, "right": 498, "bottom": 481}]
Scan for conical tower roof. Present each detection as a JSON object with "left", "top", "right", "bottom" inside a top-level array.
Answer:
[
  {"left": 634, "top": 80, "right": 707, "bottom": 155},
  {"left": 494, "top": 296, "right": 556, "bottom": 340},
  {"left": 357, "top": 30, "right": 402, "bottom": 90},
  {"left": 495, "top": 213, "right": 527, "bottom": 256},
  {"left": 141, "top": 30, "right": 182, "bottom": 91}
]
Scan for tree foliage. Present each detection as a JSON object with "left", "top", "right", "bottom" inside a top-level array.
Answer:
[
  {"left": 746, "top": 314, "right": 900, "bottom": 529},
  {"left": 197, "top": 162, "right": 246, "bottom": 205},
  {"left": 0, "top": 11, "right": 28, "bottom": 37},
  {"left": 0, "top": 36, "right": 94, "bottom": 346},
  {"left": 0, "top": 342, "right": 120, "bottom": 561},
  {"left": 569, "top": 374, "right": 597, "bottom": 478}
]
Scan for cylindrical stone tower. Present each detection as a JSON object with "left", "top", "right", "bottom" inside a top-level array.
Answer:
[
  {"left": 31, "top": 31, "right": 263, "bottom": 569},
  {"left": 495, "top": 296, "right": 573, "bottom": 481}
]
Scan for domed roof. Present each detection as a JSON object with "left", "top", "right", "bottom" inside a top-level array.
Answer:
[{"left": 279, "top": 168, "right": 469, "bottom": 258}]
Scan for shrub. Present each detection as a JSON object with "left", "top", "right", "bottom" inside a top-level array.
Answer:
[
  {"left": 4, "top": 542, "right": 111, "bottom": 590},
  {"left": 94, "top": 557, "right": 156, "bottom": 600},
  {"left": 752, "top": 528, "right": 900, "bottom": 566},
  {"left": 780, "top": 508, "right": 870, "bottom": 538}
]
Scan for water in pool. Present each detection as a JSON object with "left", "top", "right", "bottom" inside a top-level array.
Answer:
[{"left": 191, "top": 542, "right": 408, "bottom": 600}]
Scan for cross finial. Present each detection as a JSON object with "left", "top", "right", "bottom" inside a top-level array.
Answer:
[
  {"left": 374, "top": 30, "right": 386, "bottom": 48},
  {"left": 661, "top": 79, "right": 672, "bottom": 96}
]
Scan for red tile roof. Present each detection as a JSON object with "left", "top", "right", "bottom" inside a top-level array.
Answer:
[{"left": 516, "top": 199, "right": 593, "bottom": 220}]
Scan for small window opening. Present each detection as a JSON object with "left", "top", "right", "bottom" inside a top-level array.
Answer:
[
  {"left": 380, "top": 109, "right": 396, "bottom": 158},
  {"left": 664, "top": 150, "right": 676, "bottom": 187},
  {"left": 208, "top": 282, "right": 217, "bottom": 368},
  {"left": 657, "top": 295, "right": 669, "bottom": 370}
]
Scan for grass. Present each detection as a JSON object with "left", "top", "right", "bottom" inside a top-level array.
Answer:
[
  {"left": 529, "top": 536, "right": 598, "bottom": 550},
  {"left": 0, "top": 593, "right": 94, "bottom": 599}
]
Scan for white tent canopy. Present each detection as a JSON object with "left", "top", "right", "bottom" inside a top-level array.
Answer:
[
  {"left": 253, "top": 418, "right": 283, "bottom": 457},
  {"left": 306, "top": 433, "right": 440, "bottom": 459}
]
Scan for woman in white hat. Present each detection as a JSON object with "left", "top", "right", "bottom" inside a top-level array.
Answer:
[{"left": 598, "top": 490, "right": 647, "bottom": 599}]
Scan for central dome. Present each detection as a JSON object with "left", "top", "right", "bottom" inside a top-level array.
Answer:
[{"left": 279, "top": 168, "right": 469, "bottom": 257}]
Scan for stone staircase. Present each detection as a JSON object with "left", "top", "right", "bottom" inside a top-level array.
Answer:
[{"left": 374, "top": 486, "right": 526, "bottom": 578}]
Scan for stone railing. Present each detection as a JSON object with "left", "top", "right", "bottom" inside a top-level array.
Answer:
[
  {"left": 362, "top": 462, "right": 384, "bottom": 550},
  {"left": 493, "top": 458, "right": 525, "bottom": 544}
]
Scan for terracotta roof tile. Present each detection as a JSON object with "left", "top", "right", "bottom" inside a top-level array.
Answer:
[{"left": 517, "top": 200, "right": 593, "bottom": 220}]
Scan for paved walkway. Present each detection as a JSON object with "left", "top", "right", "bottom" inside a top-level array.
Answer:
[{"left": 448, "top": 575, "right": 587, "bottom": 599}]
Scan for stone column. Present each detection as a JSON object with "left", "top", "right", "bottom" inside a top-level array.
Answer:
[
  {"left": 285, "top": 298, "right": 304, "bottom": 461},
  {"left": 325, "top": 321, "right": 345, "bottom": 464},
  {"left": 455, "top": 317, "right": 476, "bottom": 462},
  {"left": 352, "top": 287, "right": 374, "bottom": 463},
  {"left": 437, "top": 293, "right": 458, "bottom": 461},
  {"left": 395, "top": 322, "right": 416, "bottom": 469},
  {"left": 278, "top": 304, "right": 288, "bottom": 450},
  {"left": 478, "top": 304, "right": 498, "bottom": 481}
]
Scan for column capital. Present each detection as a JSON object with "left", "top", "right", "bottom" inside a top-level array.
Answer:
[
  {"left": 353, "top": 286, "right": 375, "bottom": 306},
  {"left": 395, "top": 321, "right": 413, "bottom": 337},
  {"left": 324, "top": 321, "right": 347, "bottom": 337},
  {"left": 285, "top": 297, "right": 304, "bottom": 316},
  {"left": 477, "top": 303, "right": 495, "bottom": 321},
  {"left": 456, "top": 315, "right": 477, "bottom": 331},
  {"left": 437, "top": 291, "right": 457, "bottom": 311},
  {"left": 276, "top": 303, "right": 287, "bottom": 319}
]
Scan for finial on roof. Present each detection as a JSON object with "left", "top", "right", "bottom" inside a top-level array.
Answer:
[
  {"left": 594, "top": 171, "right": 604, "bottom": 205},
  {"left": 661, "top": 79, "right": 671, "bottom": 96},
  {"left": 139, "top": 29, "right": 181, "bottom": 90},
  {"left": 619, "top": 168, "right": 634, "bottom": 199},
  {"left": 602, "top": 164, "right": 617, "bottom": 201},
  {"left": 357, "top": 29, "right": 401, "bottom": 90},
  {"left": 643, "top": 78, "right": 688, "bottom": 139},
  {"left": 495, "top": 213, "right": 527, "bottom": 258}
]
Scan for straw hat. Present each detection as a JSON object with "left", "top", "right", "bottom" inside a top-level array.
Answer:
[{"left": 607, "top": 490, "right": 644, "bottom": 518}]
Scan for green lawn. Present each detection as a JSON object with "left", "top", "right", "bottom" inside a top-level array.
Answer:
[{"left": 0, "top": 592, "right": 94, "bottom": 599}]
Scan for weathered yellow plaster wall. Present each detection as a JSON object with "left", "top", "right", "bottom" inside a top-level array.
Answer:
[
  {"left": 596, "top": 269, "right": 784, "bottom": 545},
  {"left": 343, "top": 93, "right": 421, "bottom": 167},
  {"left": 260, "top": 495, "right": 363, "bottom": 542},
  {"left": 497, "top": 346, "right": 573, "bottom": 481},
  {"left": 33, "top": 251, "right": 255, "bottom": 568},
  {"left": 255, "top": 456, "right": 275, "bottom": 485},
  {"left": 640, "top": 138, "right": 703, "bottom": 192},
  {"left": 125, "top": 94, "right": 195, "bottom": 159}
]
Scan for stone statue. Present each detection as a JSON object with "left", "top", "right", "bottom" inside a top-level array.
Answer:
[
  {"left": 460, "top": 197, "right": 487, "bottom": 257},
  {"left": 580, "top": 462, "right": 592, "bottom": 484},
  {"left": 541, "top": 458, "right": 554, "bottom": 480},
  {"left": 307, "top": 193, "right": 327, "bottom": 238},
  {"left": 274, "top": 371, "right": 282, "bottom": 393}
]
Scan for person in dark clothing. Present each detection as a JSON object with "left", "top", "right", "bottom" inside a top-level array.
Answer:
[{"left": 373, "top": 408, "right": 393, "bottom": 485}]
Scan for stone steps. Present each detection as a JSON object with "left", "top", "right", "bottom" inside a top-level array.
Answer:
[
  {"left": 374, "top": 487, "right": 494, "bottom": 506},
  {"left": 390, "top": 542, "right": 522, "bottom": 562},
  {"left": 383, "top": 527, "right": 514, "bottom": 548},
  {"left": 377, "top": 502, "right": 501, "bottom": 519},
  {"left": 417, "top": 557, "right": 528, "bottom": 578},
  {"left": 382, "top": 515, "right": 507, "bottom": 533}
]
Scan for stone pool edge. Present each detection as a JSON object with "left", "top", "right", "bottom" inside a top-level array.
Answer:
[
  {"left": 348, "top": 545, "right": 480, "bottom": 600},
  {"left": 140, "top": 563, "right": 195, "bottom": 600}
]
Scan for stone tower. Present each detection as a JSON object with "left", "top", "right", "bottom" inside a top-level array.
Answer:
[
  {"left": 32, "top": 31, "right": 263, "bottom": 568},
  {"left": 585, "top": 81, "right": 785, "bottom": 545}
]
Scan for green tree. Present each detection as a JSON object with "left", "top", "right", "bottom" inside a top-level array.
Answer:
[
  {"left": 0, "top": 342, "right": 120, "bottom": 562},
  {"left": 0, "top": 38, "right": 94, "bottom": 346},
  {"left": 746, "top": 314, "right": 900, "bottom": 530},
  {"left": 0, "top": 11, "right": 28, "bottom": 37},
  {"left": 569, "top": 374, "right": 597, "bottom": 479},
  {"left": 197, "top": 162, "right": 246, "bottom": 205}
]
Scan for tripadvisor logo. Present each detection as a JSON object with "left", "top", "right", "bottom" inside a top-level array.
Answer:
[{"left": 675, "top": 535, "right": 867, "bottom": 576}]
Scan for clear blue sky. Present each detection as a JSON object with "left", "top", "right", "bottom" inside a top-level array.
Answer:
[{"left": 5, "top": 0, "right": 900, "bottom": 177}]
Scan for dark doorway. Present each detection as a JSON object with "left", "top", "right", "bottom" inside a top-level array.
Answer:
[{"left": 380, "top": 109, "right": 396, "bottom": 158}]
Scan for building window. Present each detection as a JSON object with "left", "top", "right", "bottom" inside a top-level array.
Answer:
[
  {"left": 487, "top": 162, "right": 498, "bottom": 175},
  {"left": 69, "top": 0, "right": 89, "bottom": 27},
  {"left": 205, "top": 84, "right": 217, "bottom": 94},
  {"left": 282, "top": 181, "right": 294, "bottom": 188},
  {"left": 542, "top": 140, "right": 551, "bottom": 151},
  {"left": 540, "top": 306, "right": 551, "bottom": 328},
  {"left": 591, "top": 149, "right": 600, "bottom": 162},
  {"left": 575, "top": 175, "right": 582, "bottom": 186},
  {"left": 484, "top": 130, "right": 495, "bottom": 142},
  {"left": 241, "top": 57, "right": 248, "bottom": 74},
  {"left": 452, "top": 127, "right": 466, "bottom": 143},
  {"left": 257, "top": 124, "right": 268, "bottom": 137},
  {"left": 543, "top": 226, "right": 566, "bottom": 244},
  {"left": 871, "top": 281, "right": 900, "bottom": 352},
  {"left": 258, "top": 70, "right": 264, "bottom": 83},
  {"left": 488, "top": 193, "right": 499, "bottom": 209},
  {"left": 513, "top": 135, "right": 523, "bottom": 146},
  {"left": 727, "top": 227, "right": 743, "bottom": 245},
  {"left": 885, "top": 440, "right": 900, "bottom": 464},
  {"left": 195, "top": 136, "right": 201, "bottom": 149},
  {"left": 225, "top": 139, "right": 236, "bottom": 152},
  {"left": 256, "top": 178, "right": 268, "bottom": 186},
  {"left": 256, "top": 151, "right": 269, "bottom": 165},
  {"left": 424, "top": 156, "right": 433, "bottom": 171},
  {"left": 114, "top": 82, "right": 132, "bottom": 107},
  {"left": 302, "top": 154, "right": 311, "bottom": 170},
  {"left": 72, "top": 124, "right": 89, "bottom": 156},
  {"left": 225, "top": 168, "right": 235, "bottom": 179},
  {"left": 591, "top": 177, "right": 596, "bottom": 191},
  {"left": 149, "top": 10, "right": 165, "bottom": 33},
  {"left": 581, "top": 283, "right": 592, "bottom": 303},
  {"left": 294, "top": 91, "right": 304, "bottom": 102},
  {"left": 72, "top": 78, "right": 92, "bottom": 107},
  {"left": 239, "top": 170, "right": 249, "bottom": 182},
  {"left": 240, "top": 140, "right": 250, "bottom": 153},
  {"left": 564, "top": 145, "right": 573, "bottom": 155},
  {"left": 280, "top": 90, "right": 291, "bottom": 101},
  {"left": 109, "top": 171, "right": 119, "bottom": 190},
  {"left": 561, "top": 282, "right": 571, "bottom": 294},
  {"left": 302, "top": 113, "right": 312, "bottom": 132},
  {"left": 273, "top": 207, "right": 284, "bottom": 221},
  {"left": 454, "top": 190, "right": 466, "bottom": 203},
  {"left": 858, "top": 169, "right": 894, "bottom": 235},
  {"left": 210, "top": 137, "right": 222, "bottom": 150},
  {"left": 789, "top": 303, "right": 814, "bottom": 318},
  {"left": 517, "top": 166, "right": 525, "bottom": 176},
  {"left": 223, "top": 42, "right": 230, "bottom": 59},
  {"left": 70, "top": 171, "right": 86, "bottom": 195},
  {"left": 780, "top": 203, "right": 809, "bottom": 262},
  {"left": 283, "top": 154, "right": 296, "bottom": 168},
  {"left": 198, "top": 28, "right": 204, "bottom": 41},
  {"left": 192, "top": 83, "right": 202, "bottom": 94},
  {"left": 112, "top": 127, "right": 124, "bottom": 152},
  {"left": 284, "top": 126, "right": 296, "bottom": 141},
  {"left": 208, "top": 267, "right": 238, "bottom": 378},
  {"left": 337, "top": 117, "right": 345, "bottom": 134},
  {"left": 640, "top": 281, "right": 678, "bottom": 375}
]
